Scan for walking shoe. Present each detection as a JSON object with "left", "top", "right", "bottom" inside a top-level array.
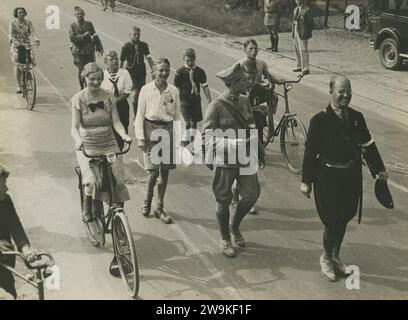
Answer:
[
  {"left": 154, "top": 209, "right": 173, "bottom": 224},
  {"left": 293, "top": 68, "right": 302, "bottom": 72},
  {"left": 142, "top": 199, "right": 152, "bottom": 217},
  {"left": 230, "top": 225, "right": 245, "bottom": 247},
  {"left": 302, "top": 70, "right": 310, "bottom": 75},
  {"left": 16, "top": 88, "right": 22, "bottom": 94},
  {"left": 249, "top": 206, "right": 257, "bottom": 215},
  {"left": 221, "top": 240, "right": 236, "bottom": 258},
  {"left": 333, "top": 257, "right": 350, "bottom": 276},
  {"left": 319, "top": 254, "right": 337, "bottom": 282}
]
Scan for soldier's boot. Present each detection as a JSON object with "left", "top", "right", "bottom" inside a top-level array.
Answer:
[
  {"left": 221, "top": 239, "right": 236, "bottom": 258},
  {"left": 230, "top": 225, "right": 245, "bottom": 247},
  {"left": 82, "top": 196, "right": 93, "bottom": 223},
  {"left": 272, "top": 38, "right": 279, "bottom": 52},
  {"left": 319, "top": 252, "right": 337, "bottom": 282}
]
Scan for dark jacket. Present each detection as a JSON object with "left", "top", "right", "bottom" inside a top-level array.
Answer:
[
  {"left": 69, "top": 21, "right": 103, "bottom": 55},
  {"left": 0, "top": 194, "right": 30, "bottom": 267},
  {"left": 292, "top": 5, "right": 314, "bottom": 40},
  {"left": 301, "top": 105, "right": 385, "bottom": 225}
]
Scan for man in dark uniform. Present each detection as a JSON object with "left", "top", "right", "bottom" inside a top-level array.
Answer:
[
  {"left": 301, "top": 76, "right": 388, "bottom": 282},
  {"left": 202, "top": 63, "right": 262, "bottom": 258},
  {"left": 264, "top": 0, "right": 282, "bottom": 52}
]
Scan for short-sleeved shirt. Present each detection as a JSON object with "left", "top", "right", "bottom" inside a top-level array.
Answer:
[
  {"left": 120, "top": 41, "right": 151, "bottom": 79},
  {"left": 174, "top": 65, "right": 208, "bottom": 99}
]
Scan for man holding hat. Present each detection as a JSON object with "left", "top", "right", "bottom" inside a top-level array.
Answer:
[
  {"left": 300, "top": 75, "right": 388, "bottom": 282},
  {"left": 202, "top": 63, "right": 262, "bottom": 258}
]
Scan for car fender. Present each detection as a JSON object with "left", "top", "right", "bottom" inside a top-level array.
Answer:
[{"left": 375, "top": 27, "right": 402, "bottom": 49}]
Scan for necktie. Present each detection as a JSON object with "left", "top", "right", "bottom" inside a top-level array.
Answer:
[
  {"left": 187, "top": 67, "right": 199, "bottom": 96},
  {"left": 108, "top": 74, "right": 120, "bottom": 98}
]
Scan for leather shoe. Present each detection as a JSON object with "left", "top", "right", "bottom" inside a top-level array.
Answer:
[
  {"left": 141, "top": 199, "right": 151, "bottom": 217},
  {"left": 319, "top": 254, "right": 337, "bottom": 282},
  {"left": 292, "top": 68, "right": 302, "bottom": 72},
  {"left": 333, "top": 257, "right": 350, "bottom": 276},
  {"left": 249, "top": 207, "right": 257, "bottom": 215},
  {"left": 230, "top": 225, "right": 245, "bottom": 247},
  {"left": 302, "top": 70, "right": 310, "bottom": 75},
  {"left": 221, "top": 240, "right": 236, "bottom": 258},
  {"left": 154, "top": 209, "right": 172, "bottom": 224}
]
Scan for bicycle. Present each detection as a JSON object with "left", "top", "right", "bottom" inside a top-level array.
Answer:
[
  {"left": 253, "top": 74, "right": 307, "bottom": 174},
  {"left": 74, "top": 141, "right": 139, "bottom": 298},
  {"left": 12, "top": 42, "right": 38, "bottom": 110},
  {"left": 101, "top": 0, "right": 116, "bottom": 12},
  {"left": 0, "top": 250, "right": 55, "bottom": 300}
]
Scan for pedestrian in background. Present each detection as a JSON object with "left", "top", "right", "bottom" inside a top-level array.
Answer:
[
  {"left": 174, "top": 48, "right": 212, "bottom": 148},
  {"left": 292, "top": 0, "right": 314, "bottom": 75},
  {"left": 264, "top": 0, "right": 282, "bottom": 52},
  {"left": 301, "top": 76, "right": 387, "bottom": 282},
  {"left": 120, "top": 26, "right": 155, "bottom": 119},
  {"left": 69, "top": 6, "right": 104, "bottom": 89},
  {"left": 101, "top": 49, "right": 133, "bottom": 150}
]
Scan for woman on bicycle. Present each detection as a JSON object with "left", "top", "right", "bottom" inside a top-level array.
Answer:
[
  {"left": 135, "top": 57, "right": 183, "bottom": 224},
  {"left": 8, "top": 7, "right": 40, "bottom": 94},
  {"left": 69, "top": 6, "right": 104, "bottom": 89},
  {"left": 70, "top": 63, "right": 132, "bottom": 223}
]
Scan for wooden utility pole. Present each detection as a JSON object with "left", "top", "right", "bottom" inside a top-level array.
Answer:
[{"left": 324, "top": 0, "right": 330, "bottom": 28}]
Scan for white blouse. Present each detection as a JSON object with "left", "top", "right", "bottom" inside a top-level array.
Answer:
[
  {"left": 134, "top": 81, "right": 183, "bottom": 141},
  {"left": 101, "top": 68, "right": 133, "bottom": 96}
]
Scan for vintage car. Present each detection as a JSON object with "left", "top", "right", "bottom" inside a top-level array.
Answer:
[{"left": 370, "top": 0, "right": 408, "bottom": 70}]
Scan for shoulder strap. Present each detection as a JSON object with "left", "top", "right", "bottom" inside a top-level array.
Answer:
[{"left": 218, "top": 98, "right": 249, "bottom": 129}]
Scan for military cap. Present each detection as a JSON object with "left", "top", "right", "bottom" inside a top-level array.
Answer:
[{"left": 216, "top": 63, "right": 244, "bottom": 85}]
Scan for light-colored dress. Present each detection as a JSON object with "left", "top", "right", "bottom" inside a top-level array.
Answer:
[
  {"left": 71, "top": 89, "right": 130, "bottom": 203},
  {"left": 8, "top": 19, "right": 35, "bottom": 66}
]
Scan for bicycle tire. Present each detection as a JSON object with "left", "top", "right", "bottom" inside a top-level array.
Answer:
[
  {"left": 25, "top": 70, "right": 36, "bottom": 110},
  {"left": 76, "top": 167, "right": 105, "bottom": 247},
  {"left": 280, "top": 115, "right": 307, "bottom": 174},
  {"left": 262, "top": 108, "right": 274, "bottom": 149},
  {"left": 112, "top": 210, "right": 139, "bottom": 298}
]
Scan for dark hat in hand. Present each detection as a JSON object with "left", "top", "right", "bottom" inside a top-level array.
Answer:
[
  {"left": 216, "top": 63, "right": 244, "bottom": 85},
  {"left": 375, "top": 179, "right": 394, "bottom": 209}
]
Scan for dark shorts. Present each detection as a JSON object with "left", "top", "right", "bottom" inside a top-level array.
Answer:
[
  {"left": 72, "top": 54, "right": 95, "bottom": 69},
  {"left": 180, "top": 95, "right": 203, "bottom": 123}
]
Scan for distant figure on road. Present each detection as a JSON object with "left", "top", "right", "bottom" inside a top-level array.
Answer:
[
  {"left": 120, "top": 26, "right": 155, "bottom": 119},
  {"left": 69, "top": 6, "right": 104, "bottom": 89},
  {"left": 70, "top": 63, "right": 132, "bottom": 223},
  {"left": 101, "top": 49, "right": 133, "bottom": 150},
  {"left": 135, "top": 58, "right": 183, "bottom": 224},
  {"left": 174, "top": 48, "right": 212, "bottom": 148},
  {"left": 202, "top": 63, "right": 262, "bottom": 258},
  {"left": 264, "top": 0, "right": 282, "bottom": 52},
  {"left": 8, "top": 7, "right": 40, "bottom": 94},
  {"left": 301, "top": 76, "right": 388, "bottom": 282},
  {"left": 292, "top": 0, "right": 314, "bottom": 75},
  {"left": 0, "top": 164, "right": 38, "bottom": 299}
]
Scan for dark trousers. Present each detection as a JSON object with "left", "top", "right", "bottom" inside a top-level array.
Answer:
[
  {"left": 113, "top": 99, "right": 130, "bottom": 150},
  {"left": 131, "top": 76, "right": 146, "bottom": 118},
  {"left": 0, "top": 267, "right": 17, "bottom": 299},
  {"left": 212, "top": 167, "right": 261, "bottom": 240}
]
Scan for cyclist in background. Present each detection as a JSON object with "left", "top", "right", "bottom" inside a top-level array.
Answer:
[{"left": 8, "top": 7, "right": 40, "bottom": 94}]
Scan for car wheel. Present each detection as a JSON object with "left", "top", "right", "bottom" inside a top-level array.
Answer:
[{"left": 379, "top": 38, "right": 402, "bottom": 70}]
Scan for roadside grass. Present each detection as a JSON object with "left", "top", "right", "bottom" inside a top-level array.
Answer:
[{"left": 119, "top": 0, "right": 267, "bottom": 36}]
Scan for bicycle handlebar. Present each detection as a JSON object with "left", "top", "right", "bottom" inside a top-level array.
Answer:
[
  {"left": 0, "top": 251, "right": 55, "bottom": 270},
  {"left": 273, "top": 74, "right": 303, "bottom": 85},
  {"left": 80, "top": 141, "right": 131, "bottom": 159}
]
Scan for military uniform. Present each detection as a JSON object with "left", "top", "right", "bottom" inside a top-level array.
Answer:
[
  {"left": 202, "top": 93, "right": 261, "bottom": 241},
  {"left": 264, "top": 0, "right": 282, "bottom": 51}
]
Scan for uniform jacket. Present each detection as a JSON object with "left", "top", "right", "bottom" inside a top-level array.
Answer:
[
  {"left": 69, "top": 21, "right": 103, "bottom": 55},
  {"left": 292, "top": 5, "right": 314, "bottom": 40}
]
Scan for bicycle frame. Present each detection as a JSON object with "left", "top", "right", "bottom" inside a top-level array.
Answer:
[
  {"left": 0, "top": 251, "right": 55, "bottom": 300},
  {"left": 80, "top": 142, "right": 131, "bottom": 233}
]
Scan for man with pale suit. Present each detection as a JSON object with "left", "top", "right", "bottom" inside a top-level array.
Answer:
[{"left": 292, "top": 0, "right": 314, "bottom": 75}]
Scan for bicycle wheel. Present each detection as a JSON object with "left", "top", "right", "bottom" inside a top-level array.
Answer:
[
  {"left": 280, "top": 115, "right": 307, "bottom": 174},
  {"left": 76, "top": 167, "right": 105, "bottom": 247},
  {"left": 25, "top": 70, "right": 36, "bottom": 110},
  {"left": 112, "top": 210, "right": 139, "bottom": 298},
  {"left": 262, "top": 109, "right": 274, "bottom": 148}
]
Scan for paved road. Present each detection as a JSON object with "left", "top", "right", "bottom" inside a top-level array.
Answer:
[{"left": 0, "top": 0, "right": 407, "bottom": 300}]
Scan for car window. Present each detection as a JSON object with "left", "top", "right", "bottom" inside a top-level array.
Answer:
[{"left": 383, "top": 0, "right": 408, "bottom": 16}]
